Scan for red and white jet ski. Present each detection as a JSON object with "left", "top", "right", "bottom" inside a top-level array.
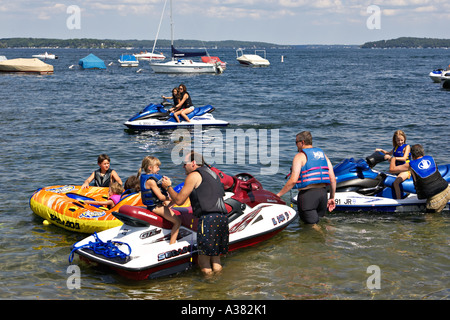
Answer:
[{"left": 71, "top": 172, "right": 297, "bottom": 280}]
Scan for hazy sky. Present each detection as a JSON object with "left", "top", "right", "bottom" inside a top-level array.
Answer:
[{"left": 1, "top": 0, "right": 449, "bottom": 45}]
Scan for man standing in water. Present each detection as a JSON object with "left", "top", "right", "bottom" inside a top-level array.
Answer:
[
  {"left": 277, "top": 131, "right": 336, "bottom": 229},
  {"left": 162, "top": 151, "right": 229, "bottom": 276}
]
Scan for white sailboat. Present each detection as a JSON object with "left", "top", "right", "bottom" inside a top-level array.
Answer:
[{"left": 149, "top": 0, "right": 223, "bottom": 74}]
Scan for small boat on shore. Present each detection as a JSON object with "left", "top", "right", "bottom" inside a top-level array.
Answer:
[{"left": 0, "top": 58, "right": 54, "bottom": 74}]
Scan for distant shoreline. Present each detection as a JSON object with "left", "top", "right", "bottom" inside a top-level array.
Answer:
[
  {"left": 0, "top": 38, "right": 290, "bottom": 49},
  {"left": 361, "top": 37, "right": 450, "bottom": 49},
  {"left": 2, "top": 37, "right": 450, "bottom": 49}
]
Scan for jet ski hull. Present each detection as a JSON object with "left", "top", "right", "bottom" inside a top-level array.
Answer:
[
  {"left": 125, "top": 103, "right": 229, "bottom": 131},
  {"left": 73, "top": 202, "right": 297, "bottom": 280},
  {"left": 291, "top": 154, "right": 450, "bottom": 213}
]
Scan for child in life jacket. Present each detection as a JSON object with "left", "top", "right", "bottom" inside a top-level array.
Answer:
[
  {"left": 81, "top": 154, "right": 122, "bottom": 189},
  {"left": 375, "top": 130, "right": 411, "bottom": 199},
  {"left": 84, "top": 182, "right": 124, "bottom": 209},
  {"left": 138, "top": 156, "right": 181, "bottom": 244}
]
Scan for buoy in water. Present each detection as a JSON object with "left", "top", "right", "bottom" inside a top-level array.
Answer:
[{"left": 43, "top": 220, "right": 50, "bottom": 225}]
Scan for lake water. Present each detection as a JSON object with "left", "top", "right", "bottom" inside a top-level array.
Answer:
[{"left": 0, "top": 47, "right": 448, "bottom": 301}]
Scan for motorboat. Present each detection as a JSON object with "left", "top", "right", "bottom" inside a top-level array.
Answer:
[
  {"left": 150, "top": 57, "right": 223, "bottom": 74},
  {"left": 70, "top": 171, "right": 297, "bottom": 280},
  {"left": 201, "top": 56, "right": 227, "bottom": 70},
  {"left": 236, "top": 48, "right": 270, "bottom": 67},
  {"left": 429, "top": 69, "right": 444, "bottom": 82},
  {"left": 32, "top": 52, "right": 58, "bottom": 60},
  {"left": 149, "top": 0, "right": 224, "bottom": 74},
  {"left": 0, "top": 58, "right": 53, "bottom": 74},
  {"left": 291, "top": 152, "right": 450, "bottom": 213},
  {"left": 133, "top": 51, "right": 165, "bottom": 61},
  {"left": 124, "top": 101, "right": 229, "bottom": 130},
  {"left": 118, "top": 54, "right": 139, "bottom": 67}
]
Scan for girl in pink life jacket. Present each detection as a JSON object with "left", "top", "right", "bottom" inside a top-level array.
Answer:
[{"left": 83, "top": 182, "right": 124, "bottom": 209}]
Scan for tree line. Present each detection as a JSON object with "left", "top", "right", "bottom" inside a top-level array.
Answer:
[
  {"left": 361, "top": 37, "right": 450, "bottom": 48},
  {"left": 0, "top": 38, "right": 281, "bottom": 49}
]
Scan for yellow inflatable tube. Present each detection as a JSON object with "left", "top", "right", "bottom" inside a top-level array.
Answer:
[
  {"left": 30, "top": 185, "right": 190, "bottom": 234},
  {"left": 30, "top": 185, "right": 140, "bottom": 234}
]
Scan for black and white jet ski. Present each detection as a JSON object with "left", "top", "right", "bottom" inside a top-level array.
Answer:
[
  {"left": 291, "top": 152, "right": 450, "bottom": 213},
  {"left": 124, "top": 101, "right": 229, "bottom": 131},
  {"left": 71, "top": 171, "right": 297, "bottom": 280}
]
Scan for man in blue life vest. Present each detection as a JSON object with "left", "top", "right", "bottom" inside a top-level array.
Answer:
[
  {"left": 277, "top": 131, "right": 336, "bottom": 228},
  {"left": 390, "top": 144, "right": 450, "bottom": 213}
]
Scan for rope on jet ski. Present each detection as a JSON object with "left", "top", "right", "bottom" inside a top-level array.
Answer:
[{"left": 68, "top": 232, "right": 132, "bottom": 263}]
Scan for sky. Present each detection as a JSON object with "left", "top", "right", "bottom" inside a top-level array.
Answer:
[{"left": 1, "top": 0, "right": 449, "bottom": 45}]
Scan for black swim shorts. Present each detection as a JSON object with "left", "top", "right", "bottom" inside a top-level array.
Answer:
[
  {"left": 297, "top": 187, "right": 327, "bottom": 224},
  {"left": 197, "top": 213, "right": 229, "bottom": 256}
]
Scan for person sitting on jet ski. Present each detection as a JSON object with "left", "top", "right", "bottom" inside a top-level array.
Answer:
[
  {"left": 390, "top": 144, "right": 450, "bottom": 213},
  {"left": 172, "top": 84, "right": 195, "bottom": 123},
  {"left": 375, "top": 130, "right": 411, "bottom": 199},
  {"left": 138, "top": 156, "right": 181, "bottom": 245},
  {"left": 162, "top": 87, "right": 181, "bottom": 113}
]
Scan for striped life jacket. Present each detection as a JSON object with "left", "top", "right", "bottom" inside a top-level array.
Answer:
[{"left": 295, "top": 147, "right": 330, "bottom": 189}]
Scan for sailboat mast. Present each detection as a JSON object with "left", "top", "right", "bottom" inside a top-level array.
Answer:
[
  {"left": 170, "top": 0, "right": 174, "bottom": 48},
  {"left": 151, "top": 0, "right": 168, "bottom": 57}
]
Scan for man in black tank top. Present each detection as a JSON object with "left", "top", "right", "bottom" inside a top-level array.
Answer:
[{"left": 162, "top": 151, "right": 229, "bottom": 276}]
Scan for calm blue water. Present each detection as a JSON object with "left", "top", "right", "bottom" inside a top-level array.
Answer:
[{"left": 0, "top": 47, "right": 449, "bottom": 300}]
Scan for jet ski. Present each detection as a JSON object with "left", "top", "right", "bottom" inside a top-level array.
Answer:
[
  {"left": 124, "top": 100, "right": 229, "bottom": 131},
  {"left": 70, "top": 171, "right": 297, "bottom": 280},
  {"left": 291, "top": 152, "right": 450, "bottom": 213}
]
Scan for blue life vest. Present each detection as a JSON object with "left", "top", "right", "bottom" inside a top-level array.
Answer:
[
  {"left": 409, "top": 156, "right": 448, "bottom": 199},
  {"left": 295, "top": 148, "right": 330, "bottom": 189},
  {"left": 140, "top": 173, "right": 167, "bottom": 208},
  {"left": 393, "top": 144, "right": 410, "bottom": 166}
]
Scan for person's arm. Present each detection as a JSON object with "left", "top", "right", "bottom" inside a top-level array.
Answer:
[
  {"left": 110, "top": 170, "right": 122, "bottom": 187},
  {"left": 389, "top": 157, "right": 410, "bottom": 174},
  {"left": 81, "top": 172, "right": 95, "bottom": 189},
  {"left": 326, "top": 155, "right": 336, "bottom": 212},
  {"left": 146, "top": 179, "right": 169, "bottom": 202},
  {"left": 162, "top": 172, "right": 200, "bottom": 206},
  {"left": 276, "top": 153, "right": 304, "bottom": 197},
  {"left": 84, "top": 199, "right": 114, "bottom": 208}
]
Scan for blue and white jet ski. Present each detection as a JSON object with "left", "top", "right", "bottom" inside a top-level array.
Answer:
[
  {"left": 124, "top": 101, "right": 229, "bottom": 130},
  {"left": 292, "top": 152, "right": 450, "bottom": 213}
]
